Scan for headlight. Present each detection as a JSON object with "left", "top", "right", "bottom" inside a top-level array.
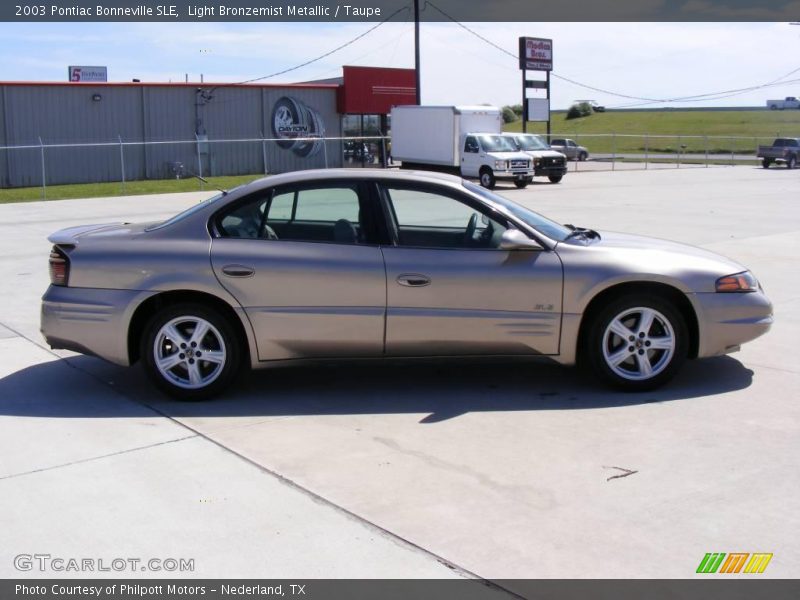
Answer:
[
  {"left": 534, "top": 158, "right": 541, "bottom": 166},
  {"left": 716, "top": 271, "right": 758, "bottom": 292},
  {"left": 494, "top": 160, "right": 504, "bottom": 169}
]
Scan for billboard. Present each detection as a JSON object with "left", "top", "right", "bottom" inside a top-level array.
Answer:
[
  {"left": 518, "top": 37, "right": 553, "bottom": 71},
  {"left": 68, "top": 66, "right": 108, "bottom": 82},
  {"left": 527, "top": 98, "right": 550, "bottom": 122}
]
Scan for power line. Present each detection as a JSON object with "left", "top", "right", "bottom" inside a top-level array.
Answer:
[{"left": 207, "top": 4, "right": 411, "bottom": 95}]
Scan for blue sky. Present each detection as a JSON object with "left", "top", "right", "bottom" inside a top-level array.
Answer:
[{"left": 1, "top": 21, "right": 798, "bottom": 109}]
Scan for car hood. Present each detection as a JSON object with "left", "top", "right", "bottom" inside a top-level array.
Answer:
[
  {"left": 523, "top": 150, "right": 565, "bottom": 159},
  {"left": 557, "top": 230, "right": 748, "bottom": 293},
  {"left": 48, "top": 222, "right": 155, "bottom": 245}
]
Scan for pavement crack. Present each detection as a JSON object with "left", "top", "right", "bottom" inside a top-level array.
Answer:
[
  {"left": 602, "top": 465, "right": 638, "bottom": 481},
  {"left": 0, "top": 435, "right": 197, "bottom": 481}
]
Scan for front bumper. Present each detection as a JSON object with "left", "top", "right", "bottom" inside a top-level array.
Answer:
[
  {"left": 494, "top": 169, "right": 535, "bottom": 180},
  {"left": 534, "top": 165, "right": 568, "bottom": 177},
  {"left": 690, "top": 289, "right": 773, "bottom": 358},
  {"left": 41, "top": 285, "right": 155, "bottom": 366}
]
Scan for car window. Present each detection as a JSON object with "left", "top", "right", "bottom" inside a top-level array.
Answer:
[
  {"left": 478, "top": 135, "right": 517, "bottom": 152},
  {"left": 551, "top": 139, "right": 565, "bottom": 146},
  {"left": 464, "top": 136, "right": 479, "bottom": 153},
  {"left": 384, "top": 186, "right": 507, "bottom": 249},
  {"left": 568, "top": 141, "right": 577, "bottom": 147},
  {"left": 217, "top": 184, "right": 364, "bottom": 245}
]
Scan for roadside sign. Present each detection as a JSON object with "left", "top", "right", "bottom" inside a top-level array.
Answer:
[{"left": 519, "top": 38, "right": 553, "bottom": 71}]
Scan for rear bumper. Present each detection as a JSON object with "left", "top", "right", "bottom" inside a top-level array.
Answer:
[
  {"left": 690, "top": 290, "right": 773, "bottom": 358},
  {"left": 40, "top": 285, "right": 154, "bottom": 366}
]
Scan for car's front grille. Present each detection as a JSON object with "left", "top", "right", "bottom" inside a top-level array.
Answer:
[
  {"left": 543, "top": 157, "right": 565, "bottom": 166},
  {"left": 510, "top": 160, "right": 529, "bottom": 169}
]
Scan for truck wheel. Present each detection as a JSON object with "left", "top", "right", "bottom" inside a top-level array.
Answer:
[
  {"left": 513, "top": 178, "right": 529, "bottom": 189},
  {"left": 578, "top": 152, "right": 588, "bottom": 161},
  {"left": 761, "top": 159, "right": 771, "bottom": 169},
  {"left": 787, "top": 155, "right": 797, "bottom": 169},
  {"left": 479, "top": 168, "right": 496, "bottom": 189},
  {"left": 548, "top": 175, "right": 563, "bottom": 183},
  {"left": 769, "top": 104, "right": 778, "bottom": 110}
]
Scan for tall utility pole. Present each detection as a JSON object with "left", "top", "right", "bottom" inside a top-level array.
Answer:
[{"left": 414, "top": 0, "right": 421, "bottom": 104}]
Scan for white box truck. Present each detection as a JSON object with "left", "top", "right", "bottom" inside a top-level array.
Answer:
[{"left": 390, "top": 105, "right": 535, "bottom": 188}]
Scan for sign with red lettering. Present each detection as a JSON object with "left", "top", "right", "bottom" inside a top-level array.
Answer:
[{"left": 519, "top": 37, "right": 553, "bottom": 71}]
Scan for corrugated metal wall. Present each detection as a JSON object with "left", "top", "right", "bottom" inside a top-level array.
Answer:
[{"left": 0, "top": 84, "right": 342, "bottom": 188}]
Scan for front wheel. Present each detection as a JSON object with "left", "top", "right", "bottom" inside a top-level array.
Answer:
[
  {"left": 479, "top": 168, "right": 496, "bottom": 189},
  {"left": 514, "top": 178, "right": 530, "bottom": 189},
  {"left": 548, "top": 175, "right": 563, "bottom": 183},
  {"left": 582, "top": 295, "right": 688, "bottom": 391},
  {"left": 762, "top": 158, "right": 772, "bottom": 169},
  {"left": 578, "top": 152, "right": 588, "bottom": 161},
  {"left": 141, "top": 303, "right": 241, "bottom": 400}
]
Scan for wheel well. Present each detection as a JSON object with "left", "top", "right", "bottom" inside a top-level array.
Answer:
[
  {"left": 577, "top": 282, "right": 699, "bottom": 359},
  {"left": 128, "top": 290, "right": 250, "bottom": 365}
]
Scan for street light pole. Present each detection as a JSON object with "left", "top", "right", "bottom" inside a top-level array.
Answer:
[{"left": 414, "top": 0, "right": 421, "bottom": 104}]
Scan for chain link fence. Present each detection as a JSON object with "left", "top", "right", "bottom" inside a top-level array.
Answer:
[{"left": 0, "top": 132, "right": 787, "bottom": 200}]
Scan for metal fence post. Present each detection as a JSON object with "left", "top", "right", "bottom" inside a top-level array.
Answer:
[
  {"left": 612, "top": 133, "right": 616, "bottom": 171},
  {"left": 730, "top": 139, "right": 735, "bottom": 166},
  {"left": 645, "top": 134, "right": 649, "bottom": 170},
  {"left": 260, "top": 131, "right": 268, "bottom": 175},
  {"left": 118, "top": 135, "right": 126, "bottom": 194},
  {"left": 38, "top": 136, "right": 46, "bottom": 200},
  {"left": 677, "top": 135, "right": 681, "bottom": 169},
  {"left": 195, "top": 133, "right": 203, "bottom": 189},
  {"left": 704, "top": 136, "right": 709, "bottom": 167}
]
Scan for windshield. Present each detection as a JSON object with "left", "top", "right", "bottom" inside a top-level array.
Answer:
[
  {"left": 146, "top": 191, "right": 228, "bottom": 231},
  {"left": 513, "top": 135, "right": 549, "bottom": 151},
  {"left": 478, "top": 135, "right": 518, "bottom": 153},
  {"left": 463, "top": 181, "right": 572, "bottom": 241}
]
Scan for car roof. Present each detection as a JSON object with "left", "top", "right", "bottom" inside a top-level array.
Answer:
[{"left": 236, "top": 168, "right": 465, "bottom": 194}]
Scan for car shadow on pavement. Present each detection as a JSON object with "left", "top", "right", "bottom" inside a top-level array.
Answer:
[{"left": 0, "top": 354, "right": 753, "bottom": 423}]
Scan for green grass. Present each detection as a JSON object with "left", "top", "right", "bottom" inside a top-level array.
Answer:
[
  {"left": 504, "top": 109, "right": 800, "bottom": 154},
  {"left": 0, "top": 174, "right": 264, "bottom": 204}
]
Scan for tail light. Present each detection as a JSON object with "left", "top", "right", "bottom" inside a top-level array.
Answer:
[{"left": 49, "top": 246, "right": 70, "bottom": 286}]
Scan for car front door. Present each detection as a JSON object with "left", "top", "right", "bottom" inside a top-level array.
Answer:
[
  {"left": 461, "top": 135, "right": 481, "bottom": 177},
  {"left": 378, "top": 183, "right": 563, "bottom": 356},
  {"left": 210, "top": 180, "right": 386, "bottom": 361}
]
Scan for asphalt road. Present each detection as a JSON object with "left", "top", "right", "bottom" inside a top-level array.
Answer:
[{"left": 0, "top": 165, "right": 797, "bottom": 581}]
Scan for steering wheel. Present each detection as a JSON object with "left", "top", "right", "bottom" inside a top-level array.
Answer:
[{"left": 464, "top": 213, "right": 478, "bottom": 245}]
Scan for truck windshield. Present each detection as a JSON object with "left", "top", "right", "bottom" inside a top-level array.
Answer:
[
  {"left": 478, "top": 135, "right": 518, "bottom": 153},
  {"left": 463, "top": 181, "right": 572, "bottom": 242},
  {"left": 513, "top": 135, "right": 549, "bottom": 151}
]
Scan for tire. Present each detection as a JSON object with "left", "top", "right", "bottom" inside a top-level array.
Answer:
[
  {"left": 762, "top": 158, "right": 772, "bottom": 169},
  {"left": 479, "top": 168, "right": 496, "bottom": 189},
  {"left": 787, "top": 155, "right": 796, "bottom": 169},
  {"left": 514, "top": 178, "right": 529, "bottom": 189},
  {"left": 548, "top": 175, "right": 563, "bottom": 183},
  {"left": 578, "top": 152, "right": 588, "bottom": 161},
  {"left": 582, "top": 294, "right": 688, "bottom": 391},
  {"left": 141, "top": 303, "right": 242, "bottom": 400},
  {"left": 769, "top": 104, "right": 778, "bottom": 110}
]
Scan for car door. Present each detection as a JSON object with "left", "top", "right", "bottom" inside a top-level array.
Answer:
[
  {"left": 378, "top": 182, "right": 563, "bottom": 356},
  {"left": 210, "top": 180, "right": 386, "bottom": 361},
  {"left": 461, "top": 135, "right": 481, "bottom": 177}
]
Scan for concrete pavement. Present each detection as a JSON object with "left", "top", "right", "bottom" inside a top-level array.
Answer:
[{"left": 0, "top": 166, "right": 797, "bottom": 580}]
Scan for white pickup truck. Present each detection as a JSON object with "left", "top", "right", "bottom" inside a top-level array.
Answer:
[
  {"left": 767, "top": 97, "right": 800, "bottom": 110},
  {"left": 390, "top": 105, "right": 535, "bottom": 188}
]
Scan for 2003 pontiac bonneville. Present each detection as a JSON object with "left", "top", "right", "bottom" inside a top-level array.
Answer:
[{"left": 41, "top": 170, "right": 772, "bottom": 399}]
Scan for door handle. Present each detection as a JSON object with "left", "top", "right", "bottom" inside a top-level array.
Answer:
[
  {"left": 396, "top": 273, "right": 431, "bottom": 287},
  {"left": 221, "top": 264, "right": 255, "bottom": 278}
]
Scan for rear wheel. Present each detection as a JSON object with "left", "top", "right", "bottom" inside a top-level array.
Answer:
[
  {"left": 548, "top": 175, "right": 563, "bottom": 183},
  {"left": 578, "top": 151, "right": 588, "bottom": 161},
  {"left": 479, "top": 168, "right": 496, "bottom": 189},
  {"left": 787, "top": 155, "right": 796, "bottom": 169},
  {"left": 762, "top": 158, "right": 772, "bottom": 169},
  {"left": 141, "top": 303, "right": 241, "bottom": 400},
  {"left": 583, "top": 294, "right": 688, "bottom": 391}
]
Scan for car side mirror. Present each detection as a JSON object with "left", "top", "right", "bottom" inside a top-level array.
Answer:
[{"left": 500, "top": 229, "right": 543, "bottom": 251}]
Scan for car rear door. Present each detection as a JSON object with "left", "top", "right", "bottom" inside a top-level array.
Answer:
[
  {"left": 210, "top": 179, "right": 387, "bottom": 361},
  {"left": 377, "top": 182, "right": 563, "bottom": 356}
]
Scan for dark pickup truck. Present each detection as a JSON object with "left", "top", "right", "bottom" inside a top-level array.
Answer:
[{"left": 757, "top": 137, "right": 799, "bottom": 169}]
